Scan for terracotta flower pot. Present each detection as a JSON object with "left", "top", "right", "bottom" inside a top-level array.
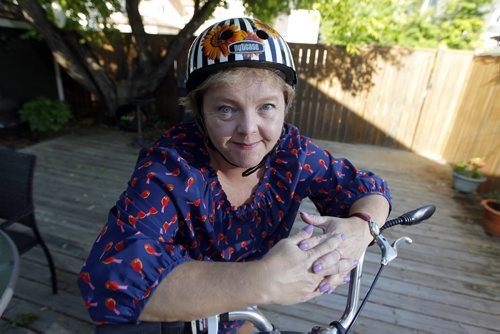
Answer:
[{"left": 481, "top": 199, "right": 500, "bottom": 237}]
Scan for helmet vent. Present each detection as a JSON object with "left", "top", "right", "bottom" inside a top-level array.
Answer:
[
  {"left": 220, "top": 30, "right": 234, "bottom": 40},
  {"left": 256, "top": 30, "right": 269, "bottom": 40}
]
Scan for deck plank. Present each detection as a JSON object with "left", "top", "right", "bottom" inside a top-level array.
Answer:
[{"left": 1, "top": 127, "right": 499, "bottom": 333}]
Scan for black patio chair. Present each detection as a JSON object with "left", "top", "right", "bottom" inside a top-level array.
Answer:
[{"left": 0, "top": 148, "right": 57, "bottom": 294}]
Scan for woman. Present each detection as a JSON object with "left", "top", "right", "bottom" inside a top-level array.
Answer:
[{"left": 78, "top": 17, "right": 391, "bottom": 333}]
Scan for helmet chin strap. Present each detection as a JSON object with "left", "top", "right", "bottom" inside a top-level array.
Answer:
[{"left": 196, "top": 118, "right": 280, "bottom": 177}]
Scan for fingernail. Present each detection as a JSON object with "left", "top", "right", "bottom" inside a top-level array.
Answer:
[
  {"left": 340, "top": 233, "right": 347, "bottom": 241},
  {"left": 327, "top": 288, "right": 335, "bottom": 294},
  {"left": 343, "top": 275, "right": 350, "bottom": 283},
  {"left": 353, "top": 259, "right": 360, "bottom": 266},
  {"left": 313, "top": 262, "right": 323, "bottom": 273},
  {"left": 319, "top": 283, "right": 331, "bottom": 293},
  {"left": 300, "top": 211, "right": 309, "bottom": 216},
  {"left": 303, "top": 224, "right": 314, "bottom": 233},
  {"left": 298, "top": 242, "right": 309, "bottom": 250}
]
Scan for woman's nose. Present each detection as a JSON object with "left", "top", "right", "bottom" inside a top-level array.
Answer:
[{"left": 237, "top": 112, "right": 258, "bottom": 134}]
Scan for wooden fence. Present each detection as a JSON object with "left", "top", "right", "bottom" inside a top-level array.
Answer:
[
  {"left": 88, "top": 36, "right": 500, "bottom": 191},
  {"left": 281, "top": 43, "right": 499, "bottom": 192}
]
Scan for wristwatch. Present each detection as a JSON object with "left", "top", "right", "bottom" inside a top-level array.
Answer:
[{"left": 349, "top": 212, "right": 380, "bottom": 238}]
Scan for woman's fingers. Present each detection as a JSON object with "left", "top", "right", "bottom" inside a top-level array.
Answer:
[
  {"left": 314, "top": 257, "right": 356, "bottom": 276},
  {"left": 297, "top": 231, "right": 344, "bottom": 253},
  {"left": 299, "top": 233, "right": 344, "bottom": 258},
  {"left": 296, "top": 229, "right": 353, "bottom": 276},
  {"left": 300, "top": 212, "right": 329, "bottom": 232},
  {"left": 317, "top": 272, "right": 353, "bottom": 294},
  {"left": 287, "top": 223, "right": 315, "bottom": 246}
]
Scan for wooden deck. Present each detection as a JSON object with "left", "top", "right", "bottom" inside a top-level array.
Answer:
[{"left": 1, "top": 126, "right": 499, "bottom": 334}]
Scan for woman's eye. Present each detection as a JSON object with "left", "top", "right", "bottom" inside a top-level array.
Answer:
[
  {"left": 260, "top": 103, "right": 275, "bottom": 112},
  {"left": 218, "top": 106, "right": 234, "bottom": 114}
]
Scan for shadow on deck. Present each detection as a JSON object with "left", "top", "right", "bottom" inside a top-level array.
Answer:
[{"left": 1, "top": 126, "right": 499, "bottom": 334}]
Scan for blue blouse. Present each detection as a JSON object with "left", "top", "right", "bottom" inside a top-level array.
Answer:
[{"left": 78, "top": 122, "right": 391, "bottom": 331}]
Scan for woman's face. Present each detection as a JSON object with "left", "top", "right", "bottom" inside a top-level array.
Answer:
[{"left": 202, "top": 70, "right": 286, "bottom": 170}]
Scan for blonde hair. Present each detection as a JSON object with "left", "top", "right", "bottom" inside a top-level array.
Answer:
[{"left": 179, "top": 67, "right": 295, "bottom": 119}]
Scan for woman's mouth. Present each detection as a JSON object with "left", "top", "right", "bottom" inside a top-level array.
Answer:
[{"left": 233, "top": 141, "right": 261, "bottom": 150}]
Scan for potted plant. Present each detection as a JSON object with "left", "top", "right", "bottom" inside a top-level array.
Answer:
[
  {"left": 452, "top": 157, "right": 486, "bottom": 193},
  {"left": 481, "top": 191, "right": 500, "bottom": 237}
]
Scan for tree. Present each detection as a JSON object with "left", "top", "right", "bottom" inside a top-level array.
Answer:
[
  {"left": 420, "top": 0, "right": 494, "bottom": 49},
  {"left": 12, "top": 0, "right": 221, "bottom": 116},
  {"left": 243, "top": 0, "right": 494, "bottom": 52},
  {"left": 11, "top": 0, "right": 311, "bottom": 117},
  {"left": 312, "top": 0, "right": 494, "bottom": 51}
]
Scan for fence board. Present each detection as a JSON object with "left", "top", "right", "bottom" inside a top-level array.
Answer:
[{"left": 412, "top": 49, "right": 474, "bottom": 160}]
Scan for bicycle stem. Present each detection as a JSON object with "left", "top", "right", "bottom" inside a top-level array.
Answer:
[
  {"left": 310, "top": 252, "right": 366, "bottom": 334},
  {"left": 338, "top": 251, "right": 365, "bottom": 329}
]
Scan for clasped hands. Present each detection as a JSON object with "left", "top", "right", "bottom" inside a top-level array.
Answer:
[{"left": 260, "top": 211, "right": 371, "bottom": 305}]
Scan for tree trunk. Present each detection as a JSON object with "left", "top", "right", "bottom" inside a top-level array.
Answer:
[
  {"left": 126, "top": 0, "right": 152, "bottom": 76},
  {"left": 17, "top": 0, "right": 118, "bottom": 114},
  {"left": 130, "top": 0, "right": 221, "bottom": 97},
  {"left": 16, "top": 0, "right": 222, "bottom": 116}
]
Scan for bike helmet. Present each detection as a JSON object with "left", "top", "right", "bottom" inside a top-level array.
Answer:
[{"left": 186, "top": 17, "right": 297, "bottom": 92}]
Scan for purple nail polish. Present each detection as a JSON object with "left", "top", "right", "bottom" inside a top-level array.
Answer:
[
  {"left": 299, "top": 242, "right": 309, "bottom": 250},
  {"left": 353, "top": 259, "right": 360, "bottom": 266},
  {"left": 343, "top": 276, "right": 350, "bottom": 283},
  {"left": 319, "top": 283, "right": 330, "bottom": 293},
  {"left": 303, "top": 224, "right": 313, "bottom": 233},
  {"left": 313, "top": 263, "right": 323, "bottom": 273},
  {"left": 340, "top": 233, "right": 347, "bottom": 241}
]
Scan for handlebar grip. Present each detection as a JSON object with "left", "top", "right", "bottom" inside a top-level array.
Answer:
[{"left": 381, "top": 204, "right": 436, "bottom": 231}]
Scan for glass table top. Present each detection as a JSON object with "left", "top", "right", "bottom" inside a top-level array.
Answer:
[{"left": 0, "top": 229, "right": 19, "bottom": 316}]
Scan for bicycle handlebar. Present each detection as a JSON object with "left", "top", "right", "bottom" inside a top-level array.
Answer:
[{"left": 381, "top": 204, "right": 436, "bottom": 231}]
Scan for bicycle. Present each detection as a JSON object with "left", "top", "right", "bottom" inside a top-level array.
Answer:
[{"left": 96, "top": 204, "right": 436, "bottom": 334}]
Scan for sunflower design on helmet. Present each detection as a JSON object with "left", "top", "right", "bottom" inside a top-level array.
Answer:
[
  {"left": 253, "top": 20, "right": 280, "bottom": 38},
  {"left": 202, "top": 24, "right": 247, "bottom": 60}
]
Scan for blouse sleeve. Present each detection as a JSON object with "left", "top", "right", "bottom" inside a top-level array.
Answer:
[
  {"left": 298, "top": 139, "right": 391, "bottom": 217},
  {"left": 77, "top": 146, "right": 194, "bottom": 324}
]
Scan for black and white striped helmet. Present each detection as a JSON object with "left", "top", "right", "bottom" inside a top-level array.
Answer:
[{"left": 185, "top": 17, "right": 297, "bottom": 92}]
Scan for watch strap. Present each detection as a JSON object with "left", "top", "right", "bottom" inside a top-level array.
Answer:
[
  {"left": 349, "top": 212, "right": 371, "bottom": 222},
  {"left": 349, "top": 212, "right": 380, "bottom": 238}
]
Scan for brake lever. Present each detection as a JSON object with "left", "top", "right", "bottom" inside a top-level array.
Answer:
[{"left": 373, "top": 233, "right": 412, "bottom": 265}]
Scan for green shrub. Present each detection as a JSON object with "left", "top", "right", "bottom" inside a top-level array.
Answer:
[{"left": 19, "top": 97, "right": 72, "bottom": 134}]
